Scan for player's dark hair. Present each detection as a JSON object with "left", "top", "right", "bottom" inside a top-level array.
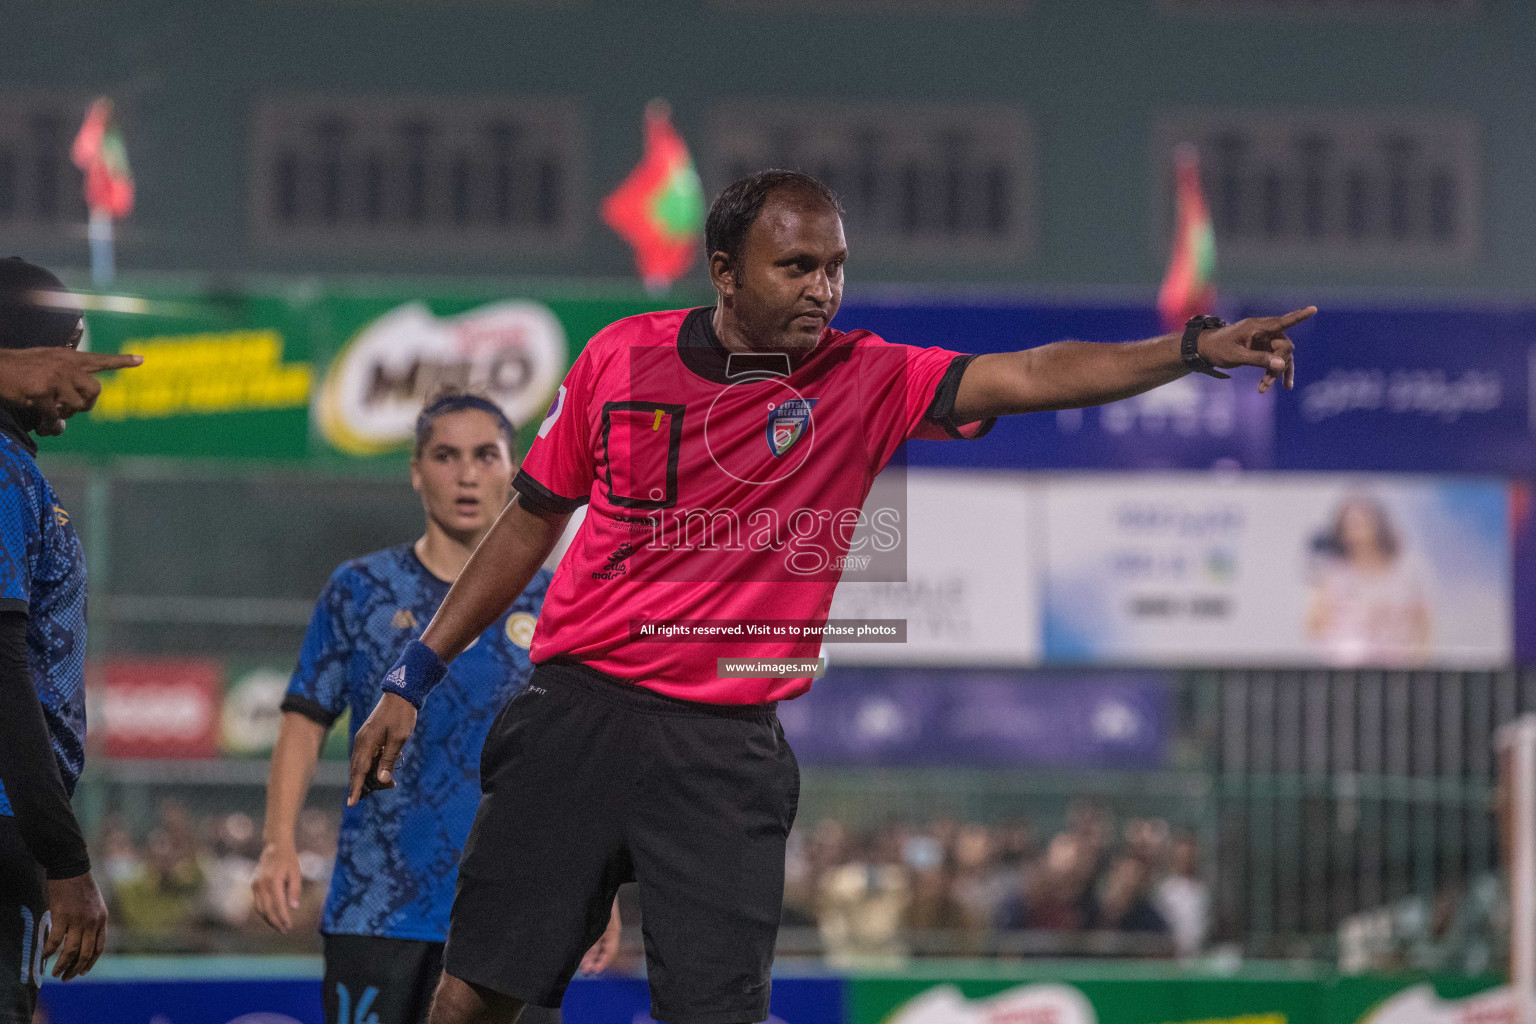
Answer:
[
  {"left": 0, "top": 257, "right": 81, "bottom": 351},
  {"left": 413, "top": 388, "right": 517, "bottom": 459},
  {"left": 705, "top": 170, "right": 843, "bottom": 268}
]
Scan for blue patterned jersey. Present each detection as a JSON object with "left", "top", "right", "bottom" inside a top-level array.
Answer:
[
  {"left": 0, "top": 434, "right": 88, "bottom": 818},
  {"left": 282, "top": 543, "right": 550, "bottom": 941}
]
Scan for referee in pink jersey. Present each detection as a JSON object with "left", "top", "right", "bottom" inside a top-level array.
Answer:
[{"left": 348, "top": 170, "right": 1313, "bottom": 1024}]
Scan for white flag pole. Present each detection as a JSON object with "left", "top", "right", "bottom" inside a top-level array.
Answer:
[{"left": 87, "top": 209, "right": 114, "bottom": 286}]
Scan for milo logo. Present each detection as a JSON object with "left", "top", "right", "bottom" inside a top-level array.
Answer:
[{"left": 319, "top": 300, "right": 567, "bottom": 455}]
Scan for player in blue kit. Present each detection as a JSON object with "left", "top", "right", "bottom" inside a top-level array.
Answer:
[
  {"left": 253, "top": 389, "right": 620, "bottom": 1024},
  {"left": 0, "top": 258, "right": 121, "bottom": 1024}
]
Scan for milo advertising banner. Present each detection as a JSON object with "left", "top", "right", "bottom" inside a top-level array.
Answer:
[
  {"left": 306, "top": 290, "right": 673, "bottom": 467},
  {"left": 46, "top": 285, "right": 680, "bottom": 465}
]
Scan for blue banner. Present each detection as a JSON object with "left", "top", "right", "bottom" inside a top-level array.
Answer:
[
  {"left": 563, "top": 976, "right": 844, "bottom": 1024},
  {"left": 777, "top": 668, "right": 1169, "bottom": 767},
  {"left": 40, "top": 978, "right": 323, "bottom": 1024},
  {"left": 38, "top": 973, "right": 844, "bottom": 1024},
  {"left": 1259, "top": 305, "right": 1536, "bottom": 474},
  {"left": 840, "top": 300, "right": 1536, "bottom": 475}
]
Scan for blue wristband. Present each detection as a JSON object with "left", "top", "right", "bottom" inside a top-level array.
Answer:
[{"left": 381, "top": 639, "right": 448, "bottom": 709}]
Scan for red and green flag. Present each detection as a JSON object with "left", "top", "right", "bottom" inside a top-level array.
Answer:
[
  {"left": 71, "top": 97, "right": 135, "bottom": 219},
  {"left": 1157, "top": 143, "right": 1216, "bottom": 332},
  {"left": 602, "top": 101, "right": 704, "bottom": 292}
]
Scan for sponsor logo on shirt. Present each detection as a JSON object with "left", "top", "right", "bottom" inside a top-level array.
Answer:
[
  {"left": 52, "top": 505, "right": 70, "bottom": 527},
  {"left": 504, "top": 611, "right": 537, "bottom": 648},
  {"left": 592, "top": 540, "right": 640, "bottom": 580},
  {"left": 765, "top": 398, "right": 818, "bottom": 457}
]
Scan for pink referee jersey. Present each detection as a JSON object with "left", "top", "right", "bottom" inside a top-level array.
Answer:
[{"left": 514, "top": 307, "right": 994, "bottom": 703}]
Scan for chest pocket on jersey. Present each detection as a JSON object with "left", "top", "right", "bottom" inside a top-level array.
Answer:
[{"left": 600, "top": 401, "right": 685, "bottom": 509}]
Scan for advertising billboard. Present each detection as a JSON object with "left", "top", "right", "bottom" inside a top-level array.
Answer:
[{"left": 1043, "top": 475, "right": 1511, "bottom": 668}]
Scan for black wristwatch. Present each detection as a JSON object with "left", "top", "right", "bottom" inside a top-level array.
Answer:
[{"left": 1181, "top": 314, "right": 1231, "bottom": 379}]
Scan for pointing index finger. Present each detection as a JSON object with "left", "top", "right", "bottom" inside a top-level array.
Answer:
[
  {"left": 1276, "top": 306, "right": 1317, "bottom": 330},
  {"left": 81, "top": 352, "right": 143, "bottom": 372}
]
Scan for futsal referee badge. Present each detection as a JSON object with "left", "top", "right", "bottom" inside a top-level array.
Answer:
[{"left": 766, "top": 398, "right": 818, "bottom": 457}]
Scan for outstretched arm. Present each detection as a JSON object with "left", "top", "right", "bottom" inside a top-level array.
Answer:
[
  {"left": 950, "top": 307, "right": 1314, "bottom": 422},
  {"left": 346, "top": 496, "right": 571, "bottom": 805}
]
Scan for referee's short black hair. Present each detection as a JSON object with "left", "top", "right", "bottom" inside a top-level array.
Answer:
[{"left": 705, "top": 170, "right": 843, "bottom": 268}]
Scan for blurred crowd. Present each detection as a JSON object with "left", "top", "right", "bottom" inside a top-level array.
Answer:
[
  {"left": 90, "top": 798, "right": 1207, "bottom": 961},
  {"left": 1338, "top": 874, "right": 1507, "bottom": 977},
  {"left": 94, "top": 800, "right": 336, "bottom": 953},
  {"left": 783, "top": 800, "right": 1208, "bottom": 965}
]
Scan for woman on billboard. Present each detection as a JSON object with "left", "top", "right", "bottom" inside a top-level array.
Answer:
[{"left": 1305, "top": 493, "right": 1433, "bottom": 666}]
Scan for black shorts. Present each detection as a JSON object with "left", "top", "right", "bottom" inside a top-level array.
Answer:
[
  {"left": 322, "top": 933, "right": 562, "bottom": 1024},
  {"left": 443, "top": 660, "right": 800, "bottom": 1024},
  {"left": 0, "top": 816, "right": 47, "bottom": 1024}
]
